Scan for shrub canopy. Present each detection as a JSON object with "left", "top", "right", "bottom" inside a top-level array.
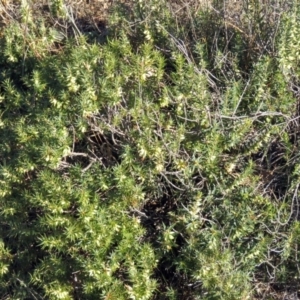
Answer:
[{"left": 0, "top": 0, "right": 300, "bottom": 299}]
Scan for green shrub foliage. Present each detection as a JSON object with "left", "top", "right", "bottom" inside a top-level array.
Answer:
[{"left": 0, "top": 0, "right": 300, "bottom": 299}]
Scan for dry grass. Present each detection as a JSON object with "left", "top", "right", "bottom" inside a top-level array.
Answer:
[{"left": 0, "top": 0, "right": 214, "bottom": 28}]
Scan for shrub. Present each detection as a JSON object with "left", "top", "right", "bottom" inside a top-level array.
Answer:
[{"left": 0, "top": 0, "right": 300, "bottom": 299}]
